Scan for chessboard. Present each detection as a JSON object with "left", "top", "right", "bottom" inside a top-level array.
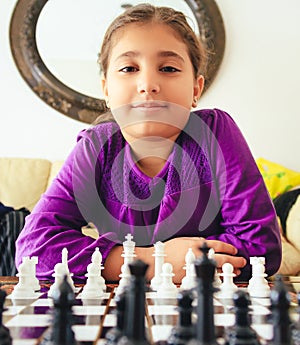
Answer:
[{"left": 1, "top": 276, "right": 300, "bottom": 345}]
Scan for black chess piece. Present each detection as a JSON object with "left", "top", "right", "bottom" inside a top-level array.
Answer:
[
  {"left": 188, "top": 242, "right": 219, "bottom": 345},
  {"left": 40, "top": 275, "right": 78, "bottom": 345},
  {"left": 270, "top": 275, "right": 292, "bottom": 345},
  {"left": 225, "top": 290, "right": 261, "bottom": 345},
  {"left": 117, "top": 259, "right": 150, "bottom": 345},
  {"left": 167, "top": 289, "right": 196, "bottom": 345},
  {"left": 292, "top": 290, "right": 300, "bottom": 345},
  {"left": 0, "top": 289, "right": 12, "bottom": 345},
  {"left": 105, "top": 291, "right": 127, "bottom": 345}
]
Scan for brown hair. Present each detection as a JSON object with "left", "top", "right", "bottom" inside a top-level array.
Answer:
[
  {"left": 94, "top": 3, "right": 207, "bottom": 125},
  {"left": 99, "top": 3, "right": 207, "bottom": 78}
]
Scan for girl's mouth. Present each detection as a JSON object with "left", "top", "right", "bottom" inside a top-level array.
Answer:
[{"left": 131, "top": 101, "right": 168, "bottom": 111}]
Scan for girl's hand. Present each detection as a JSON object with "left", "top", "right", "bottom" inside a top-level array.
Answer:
[
  {"left": 163, "top": 237, "right": 247, "bottom": 282},
  {"left": 203, "top": 239, "right": 247, "bottom": 276}
]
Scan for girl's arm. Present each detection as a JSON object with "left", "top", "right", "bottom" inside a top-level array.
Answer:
[
  {"left": 203, "top": 109, "right": 282, "bottom": 279},
  {"left": 15, "top": 129, "right": 116, "bottom": 282}
]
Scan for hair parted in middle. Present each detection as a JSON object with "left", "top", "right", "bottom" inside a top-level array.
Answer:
[
  {"left": 94, "top": 3, "right": 207, "bottom": 125},
  {"left": 98, "top": 3, "right": 207, "bottom": 80}
]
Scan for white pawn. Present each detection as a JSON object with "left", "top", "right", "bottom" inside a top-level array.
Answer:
[
  {"left": 217, "top": 263, "right": 238, "bottom": 299},
  {"left": 11, "top": 259, "right": 36, "bottom": 298},
  {"left": 150, "top": 241, "right": 166, "bottom": 291},
  {"left": 180, "top": 248, "right": 196, "bottom": 290},
  {"left": 91, "top": 248, "right": 106, "bottom": 292},
  {"left": 248, "top": 257, "right": 270, "bottom": 298},
  {"left": 81, "top": 261, "right": 104, "bottom": 299},
  {"left": 48, "top": 262, "right": 68, "bottom": 298},
  {"left": 156, "top": 263, "right": 178, "bottom": 298},
  {"left": 208, "top": 248, "right": 222, "bottom": 287},
  {"left": 115, "top": 263, "right": 131, "bottom": 295}
]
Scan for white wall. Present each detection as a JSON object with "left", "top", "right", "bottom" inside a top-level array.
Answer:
[{"left": 1, "top": 0, "right": 300, "bottom": 170}]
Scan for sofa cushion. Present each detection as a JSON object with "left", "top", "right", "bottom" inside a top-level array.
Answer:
[
  {"left": 276, "top": 192, "right": 300, "bottom": 276},
  {"left": 273, "top": 188, "right": 300, "bottom": 235},
  {"left": 0, "top": 158, "right": 51, "bottom": 211},
  {"left": 286, "top": 194, "right": 300, "bottom": 253},
  {"left": 46, "top": 160, "right": 64, "bottom": 190}
]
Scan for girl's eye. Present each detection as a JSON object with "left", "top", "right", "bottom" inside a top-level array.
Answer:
[
  {"left": 119, "top": 66, "right": 138, "bottom": 73},
  {"left": 160, "top": 66, "right": 180, "bottom": 73}
]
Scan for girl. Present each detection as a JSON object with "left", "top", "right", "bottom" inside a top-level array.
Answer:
[{"left": 15, "top": 4, "right": 281, "bottom": 283}]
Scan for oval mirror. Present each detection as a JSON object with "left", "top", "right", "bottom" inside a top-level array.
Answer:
[{"left": 9, "top": 0, "right": 225, "bottom": 124}]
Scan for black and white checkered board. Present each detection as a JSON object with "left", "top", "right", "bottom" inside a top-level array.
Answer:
[{"left": 2, "top": 283, "right": 299, "bottom": 345}]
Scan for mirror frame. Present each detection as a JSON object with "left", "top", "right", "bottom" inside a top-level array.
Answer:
[{"left": 9, "top": 0, "right": 225, "bottom": 124}]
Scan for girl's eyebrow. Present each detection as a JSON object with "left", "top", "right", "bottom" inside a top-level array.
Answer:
[
  {"left": 158, "top": 50, "right": 185, "bottom": 63},
  {"left": 114, "top": 51, "right": 139, "bottom": 62},
  {"left": 114, "top": 50, "right": 185, "bottom": 63}
]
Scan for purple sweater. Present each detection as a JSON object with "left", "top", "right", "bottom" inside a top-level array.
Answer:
[{"left": 15, "top": 109, "right": 281, "bottom": 281}]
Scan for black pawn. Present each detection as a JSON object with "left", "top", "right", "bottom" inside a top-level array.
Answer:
[
  {"left": 167, "top": 289, "right": 196, "bottom": 345},
  {"left": 270, "top": 275, "right": 292, "bottom": 345},
  {"left": 40, "top": 275, "right": 78, "bottom": 345},
  {"left": 0, "top": 289, "right": 12, "bottom": 345},
  {"left": 189, "top": 242, "right": 219, "bottom": 345},
  {"left": 118, "top": 259, "right": 150, "bottom": 345},
  {"left": 225, "top": 290, "right": 260, "bottom": 345},
  {"left": 105, "top": 291, "right": 127, "bottom": 345}
]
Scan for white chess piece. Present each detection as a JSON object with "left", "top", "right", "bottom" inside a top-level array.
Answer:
[
  {"left": 11, "top": 259, "right": 36, "bottom": 298},
  {"left": 115, "top": 263, "right": 131, "bottom": 295},
  {"left": 122, "top": 233, "right": 136, "bottom": 265},
  {"left": 180, "top": 248, "right": 196, "bottom": 290},
  {"left": 248, "top": 257, "right": 270, "bottom": 298},
  {"left": 48, "top": 263, "right": 67, "bottom": 298},
  {"left": 217, "top": 263, "right": 238, "bottom": 299},
  {"left": 30, "top": 256, "right": 40, "bottom": 291},
  {"left": 150, "top": 241, "right": 166, "bottom": 291},
  {"left": 48, "top": 248, "right": 75, "bottom": 297},
  {"left": 117, "top": 234, "right": 136, "bottom": 291},
  {"left": 91, "top": 248, "right": 106, "bottom": 292},
  {"left": 21, "top": 256, "right": 40, "bottom": 292},
  {"left": 248, "top": 257, "right": 267, "bottom": 289},
  {"left": 208, "top": 248, "right": 222, "bottom": 287},
  {"left": 60, "top": 248, "right": 75, "bottom": 291},
  {"left": 156, "top": 263, "right": 178, "bottom": 298},
  {"left": 81, "top": 261, "right": 105, "bottom": 299}
]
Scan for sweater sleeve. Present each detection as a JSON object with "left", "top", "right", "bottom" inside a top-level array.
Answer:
[
  {"left": 15, "top": 127, "right": 117, "bottom": 282},
  {"left": 203, "top": 109, "right": 282, "bottom": 279}
]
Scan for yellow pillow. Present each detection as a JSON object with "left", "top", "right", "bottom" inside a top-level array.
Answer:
[{"left": 256, "top": 158, "right": 300, "bottom": 199}]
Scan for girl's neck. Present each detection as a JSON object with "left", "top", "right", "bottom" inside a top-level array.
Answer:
[
  {"left": 126, "top": 134, "right": 179, "bottom": 178},
  {"left": 135, "top": 156, "right": 167, "bottom": 178}
]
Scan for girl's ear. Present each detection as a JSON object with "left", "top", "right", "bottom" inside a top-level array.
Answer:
[
  {"left": 192, "top": 75, "right": 205, "bottom": 108},
  {"left": 194, "top": 75, "right": 205, "bottom": 100},
  {"left": 101, "top": 76, "right": 108, "bottom": 98}
]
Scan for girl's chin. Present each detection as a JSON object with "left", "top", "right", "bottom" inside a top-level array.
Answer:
[{"left": 122, "top": 123, "right": 181, "bottom": 140}]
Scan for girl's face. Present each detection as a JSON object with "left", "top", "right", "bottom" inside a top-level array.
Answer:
[{"left": 102, "top": 22, "right": 204, "bottom": 143}]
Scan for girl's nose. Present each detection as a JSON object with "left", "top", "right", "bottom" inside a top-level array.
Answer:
[{"left": 137, "top": 72, "right": 160, "bottom": 95}]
